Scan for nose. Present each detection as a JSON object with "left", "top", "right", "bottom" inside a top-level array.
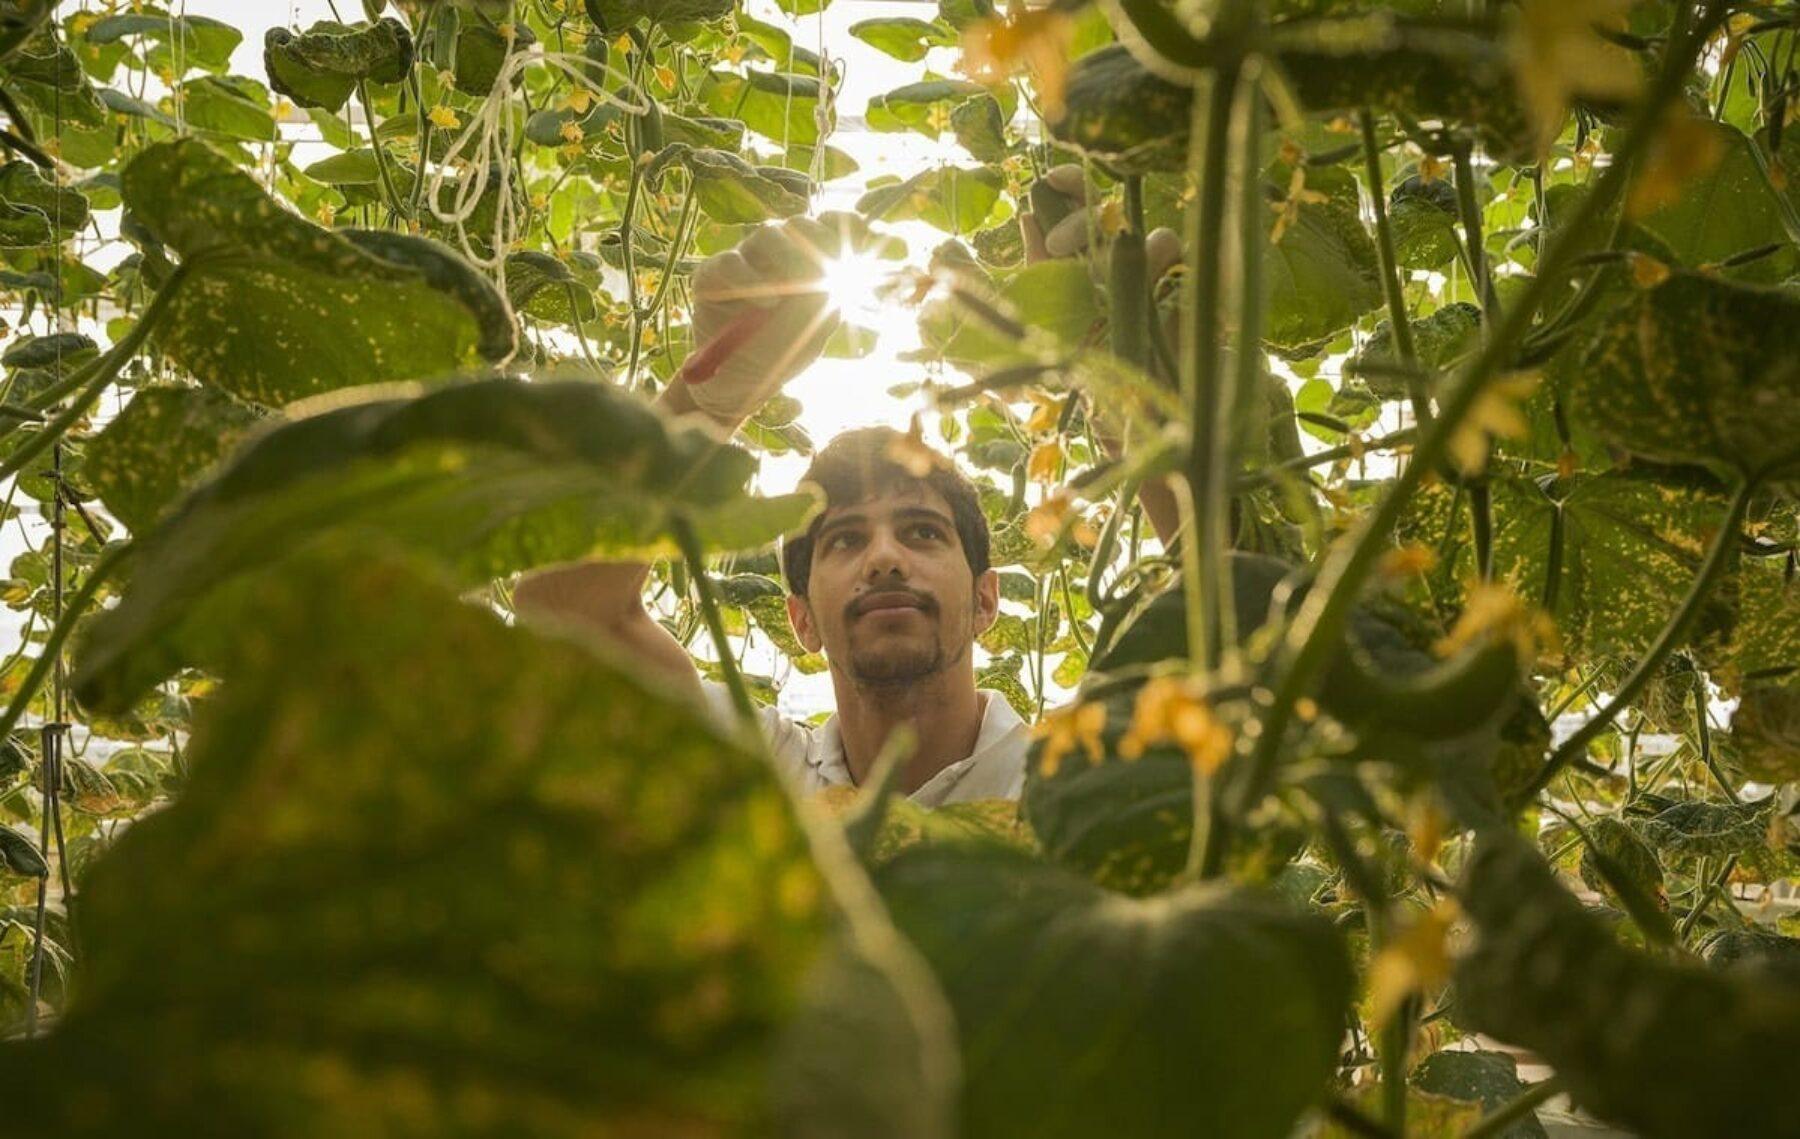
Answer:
[{"left": 860, "top": 524, "right": 910, "bottom": 582}]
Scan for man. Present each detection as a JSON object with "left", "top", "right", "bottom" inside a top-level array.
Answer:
[{"left": 515, "top": 207, "right": 1178, "bottom": 806}]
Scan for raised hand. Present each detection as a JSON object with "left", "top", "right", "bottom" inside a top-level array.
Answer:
[{"left": 680, "top": 211, "right": 871, "bottom": 427}]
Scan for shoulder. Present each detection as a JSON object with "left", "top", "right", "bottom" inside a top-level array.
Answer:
[{"left": 697, "top": 679, "right": 823, "bottom": 779}]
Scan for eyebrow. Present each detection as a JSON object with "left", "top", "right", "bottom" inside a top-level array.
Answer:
[{"left": 815, "top": 505, "right": 955, "bottom": 544}]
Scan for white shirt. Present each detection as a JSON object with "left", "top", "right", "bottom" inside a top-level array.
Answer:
[{"left": 702, "top": 683, "right": 1031, "bottom": 806}]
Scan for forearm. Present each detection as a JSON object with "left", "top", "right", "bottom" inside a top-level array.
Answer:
[{"left": 512, "top": 379, "right": 745, "bottom": 637}]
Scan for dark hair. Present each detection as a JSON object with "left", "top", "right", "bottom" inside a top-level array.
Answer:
[{"left": 780, "top": 426, "right": 991, "bottom": 596}]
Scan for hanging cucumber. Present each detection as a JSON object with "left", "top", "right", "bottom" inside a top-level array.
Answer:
[{"left": 1109, "top": 228, "right": 1149, "bottom": 370}]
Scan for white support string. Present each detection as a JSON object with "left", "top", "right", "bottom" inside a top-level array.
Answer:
[{"left": 425, "top": 44, "right": 652, "bottom": 352}]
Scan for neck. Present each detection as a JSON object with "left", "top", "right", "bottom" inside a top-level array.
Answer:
[{"left": 832, "top": 661, "right": 985, "bottom": 795}]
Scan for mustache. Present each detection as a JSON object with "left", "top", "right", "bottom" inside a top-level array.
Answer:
[{"left": 847, "top": 586, "right": 938, "bottom": 618}]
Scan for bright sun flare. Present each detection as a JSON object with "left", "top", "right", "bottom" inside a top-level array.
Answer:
[{"left": 818, "top": 251, "right": 892, "bottom": 323}]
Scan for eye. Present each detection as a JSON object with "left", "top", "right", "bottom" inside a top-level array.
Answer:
[
  {"left": 824, "top": 530, "right": 862, "bottom": 552},
  {"left": 907, "top": 522, "right": 946, "bottom": 542}
]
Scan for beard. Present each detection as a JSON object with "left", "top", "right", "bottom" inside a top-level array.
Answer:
[{"left": 840, "top": 591, "right": 970, "bottom": 688}]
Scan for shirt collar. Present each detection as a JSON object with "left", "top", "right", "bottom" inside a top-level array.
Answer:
[{"left": 810, "top": 688, "right": 1025, "bottom": 793}]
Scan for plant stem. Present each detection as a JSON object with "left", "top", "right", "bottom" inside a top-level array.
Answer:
[
  {"left": 0, "top": 261, "right": 192, "bottom": 483},
  {"left": 1462, "top": 1077, "right": 1564, "bottom": 1139},
  {"left": 1693, "top": 676, "right": 1739, "bottom": 803},
  {"left": 1230, "top": 1, "right": 1727, "bottom": 821},
  {"left": 671, "top": 516, "right": 757, "bottom": 734},
  {"left": 0, "top": 541, "right": 133, "bottom": 742},
  {"left": 357, "top": 79, "right": 407, "bottom": 224},
  {"left": 1178, "top": 59, "right": 1243, "bottom": 681},
  {"left": 1358, "top": 110, "right": 1429, "bottom": 427},
  {"left": 1522, "top": 477, "right": 1754, "bottom": 801}
]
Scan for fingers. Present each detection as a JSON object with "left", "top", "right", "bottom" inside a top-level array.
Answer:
[
  {"left": 1021, "top": 212, "right": 1049, "bottom": 264},
  {"left": 691, "top": 248, "right": 776, "bottom": 311},
  {"left": 1043, "top": 210, "right": 1092, "bottom": 258},
  {"left": 1042, "top": 163, "right": 1086, "bottom": 202},
  {"left": 1146, "top": 226, "right": 1183, "bottom": 284}
]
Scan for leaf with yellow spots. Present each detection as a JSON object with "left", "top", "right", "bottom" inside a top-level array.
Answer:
[
  {"left": 5, "top": 550, "right": 894, "bottom": 1136},
  {"left": 264, "top": 17, "right": 414, "bottom": 114},
  {"left": 119, "top": 138, "right": 513, "bottom": 405}
]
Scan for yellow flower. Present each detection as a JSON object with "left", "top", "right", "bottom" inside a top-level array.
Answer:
[
  {"left": 884, "top": 416, "right": 951, "bottom": 477},
  {"left": 428, "top": 105, "right": 461, "bottom": 130},
  {"left": 1117, "top": 676, "right": 1234, "bottom": 775},
  {"left": 1447, "top": 371, "right": 1538, "bottom": 475},
  {"left": 1436, "top": 580, "right": 1561, "bottom": 664},
  {"left": 1023, "top": 489, "right": 1074, "bottom": 546},
  {"left": 1368, "top": 900, "right": 1460, "bottom": 1026},
  {"left": 960, "top": 1, "right": 1075, "bottom": 120},
  {"left": 1506, "top": 0, "right": 1642, "bottom": 155},
  {"left": 1379, "top": 544, "right": 1438, "bottom": 580},
  {"left": 562, "top": 87, "right": 593, "bottom": 115},
  {"left": 559, "top": 119, "right": 585, "bottom": 145},
  {"left": 1033, "top": 700, "right": 1107, "bottom": 777},
  {"left": 1024, "top": 391, "right": 1063, "bottom": 434},
  {"left": 1027, "top": 440, "right": 1062, "bottom": 483},
  {"left": 1626, "top": 251, "right": 1672, "bottom": 290},
  {"left": 1268, "top": 166, "right": 1329, "bottom": 244}
]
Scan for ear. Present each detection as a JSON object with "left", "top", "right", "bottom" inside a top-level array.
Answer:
[
  {"left": 786, "top": 592, "right": 824, "bottom": 654},
  {"left": 972, "top": 568, "right": 1000, "bottom": 636}
]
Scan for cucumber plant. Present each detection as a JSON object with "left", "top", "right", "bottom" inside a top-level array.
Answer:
[{"left": 0, "top": 0, "right": 1798, "bottom": 1136}]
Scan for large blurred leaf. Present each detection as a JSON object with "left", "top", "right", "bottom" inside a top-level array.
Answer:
[
  {"left": 1733, "top": 682, "right": 1800, "bottom": 784},
  {"left": 876, "top": 845, "right": 1352, "bottom": 1139},
  {"left": 263, "top": 18, "right": 414, "bottom": 113},
  {"left": 8, "top": 551, "right": 839, "bottom": 1135},
  {"left": 1574, "top": 272, "right": 1800, "bottom": 487},
  {"left": 71, "top": 377, "right": 819, "bottom": 714},
  {"left": 122, "top": 138, "right": 515, "bottom": 404},
  {"left": 83, "top": 386, "right": 261, "bottom": 534},
  {"left": 1456, "top": 830, "right": 1800, "bottom": 1139}
]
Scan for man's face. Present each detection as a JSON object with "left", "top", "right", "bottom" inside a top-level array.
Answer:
[{"left": 787, "top": 483, "right": 999, "bottom": 688}]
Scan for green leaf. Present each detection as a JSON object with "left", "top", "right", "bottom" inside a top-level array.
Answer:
[
  {"left": 122, "top": 138, "right": 514, "bottom": 404},
  {"left": 1456, "top": 830, "right": 1800, "bottom": 1139},
  {"left": 1051, "top": 45, "right": 1191, "bottom": 174},
  {"left": 1576, "top": 816, "right": 1668, "bottom": 936},
  {"left": 0, "top": 161, "right": 90, "bottom": 242},
  {"left": 1264, "top": 196, "right": 1382, "bottom": 350},
  {"left": 849, "top": 17, "right": 957, "bottom": 62},
  {"left": 263, "top": 18, "right": 414, "bottom": 113},
  {"left": 0, "top": 823, "right": 47, "bottom": 877},
  {"left": 504, "top": 249, "right": 602, "bottom": 326},
  {"left": 856, "top": 165, "right": 1002, "bottom": 234},
  {"left": 588, "top": 0, "right": 734, "bottom": 31},
  {"left": 181, "top": 74, "right": 276, "bottom": 142},
  {"left": 865, "top": 79, "right": 987, "bottom": 137},
  {"left": 918, "top": 259, "right": 1100, "bottom": 369},
  {"left": 1388, "top": 174, "right": 1462, "bottom": 270},
  {"left": 660, "top": 145, "right": 810, "bottom": 224},
  {"left": 1410, "top": 1050, "right": 1548, "bottom": 1139},
  {"left": 1636, "top": 799, "right": 1769, "bottom": 860},
  {"left": 876, "top": 845, "right": 1352, "bottom": 1139},
  {"left": 950, "top": 96, "right": 1008, "bottom": 163},
  {"left": 1349, "top": 300, "right": 1479, "bottom": 399},
  {"left": 70, "top": 377, "right": 817, "bottom": 714},
  {"left": 10, "top": 551, "right": 842, "bottom": 1134},
  {"left": 83, "top": 386, "right": 261, "bottom": 535},
  {"left": 699, "top": 69, "right": 827, "bottom": 145},
  {"left": 1575, "top": 272, "right": 1800, "bottom": 487},
  {"left": 1632, "top": 122, "right": 1797, "bottom": 283},
  {"left": 1729, "top": 557, "right": 1800, "bottom": 686},
  {"left": 85, "top": 10, "right": 242, "bottom": 74},
  {"left": 451, "top": 18, "right": 534, "bottom": 96}
]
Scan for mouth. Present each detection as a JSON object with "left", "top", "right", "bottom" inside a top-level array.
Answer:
[{"left": 851, "top": 590, "right": 934, "bottom": 620}]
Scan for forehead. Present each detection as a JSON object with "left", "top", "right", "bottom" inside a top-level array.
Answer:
[{"left": 815, "top": 480, "right": 956, "bottom": 528}]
